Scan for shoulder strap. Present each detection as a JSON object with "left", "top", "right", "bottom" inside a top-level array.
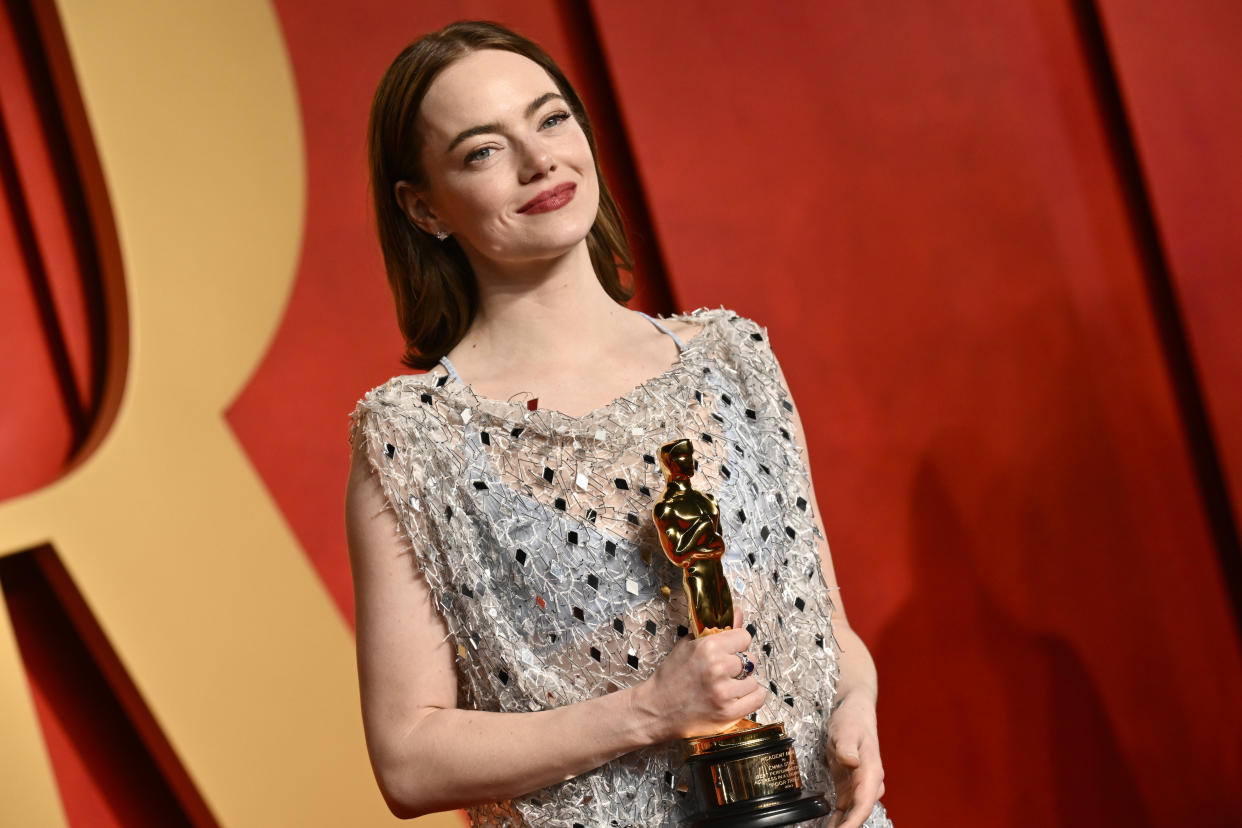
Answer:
[{"left": 635, "top": 311, "right": 686, "bottom": 352}]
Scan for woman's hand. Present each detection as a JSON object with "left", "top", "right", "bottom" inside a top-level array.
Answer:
[
  {"left": 826, "top": 690, "right": 885, "bottom": 828},
  {"left": 630, "top": 626, "right": 765, "bottom": 742}
]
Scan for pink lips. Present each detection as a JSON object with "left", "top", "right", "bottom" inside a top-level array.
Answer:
[{"left": 518, "top": 182, "right": 576, "bottom": 214}]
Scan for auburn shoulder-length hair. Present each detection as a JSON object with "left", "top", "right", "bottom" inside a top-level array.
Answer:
[{"left": 367, "top": 21, "right": 635, "bottom": 370}]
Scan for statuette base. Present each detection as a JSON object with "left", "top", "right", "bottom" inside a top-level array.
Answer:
[{"left": 683, "top": 722, "right": 830, "bottom": 827}]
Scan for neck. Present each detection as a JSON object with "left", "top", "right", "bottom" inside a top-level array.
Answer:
[{"left": 454, "top": 240, "right": 636, "bottom": 367}]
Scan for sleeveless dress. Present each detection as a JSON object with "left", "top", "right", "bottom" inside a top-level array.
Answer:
[{"left": 350, "top": 308, "right": 892, "bottom": 827}]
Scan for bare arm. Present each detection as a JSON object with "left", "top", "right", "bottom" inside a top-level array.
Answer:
[
  {"left": 779, "top": 366, "right": 885, "bottom": 828},
  {"left": 346, "top": 443, "right": 765, "bottom": 818}
]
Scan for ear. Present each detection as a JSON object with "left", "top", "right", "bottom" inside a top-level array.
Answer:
[{"left": 394, "top": 180, "right": 445, "bottom": 237}]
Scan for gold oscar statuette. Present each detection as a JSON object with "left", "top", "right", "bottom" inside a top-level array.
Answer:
[{"left": 653, "top": 438, "right": 830, "bottom": 827}]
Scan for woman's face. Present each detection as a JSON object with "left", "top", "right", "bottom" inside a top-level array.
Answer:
[{"left": 409, "top": 49, "right": 600, "bottom": 271}]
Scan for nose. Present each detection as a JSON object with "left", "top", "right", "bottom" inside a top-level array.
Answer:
[{"left": 517, "top": 136, "right": 555, "bottom": 184}]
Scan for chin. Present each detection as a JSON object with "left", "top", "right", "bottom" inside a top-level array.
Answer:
[
  {"left": 522, "top": 211, "right": 598, "bottom": 259},
  {"left": 523, "top": 233, "right": 594, "bottom": 264}
]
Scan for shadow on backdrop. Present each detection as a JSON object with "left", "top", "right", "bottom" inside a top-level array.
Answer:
[{"left": 873, "top": 454, "right": 1149, "bottom": 827}]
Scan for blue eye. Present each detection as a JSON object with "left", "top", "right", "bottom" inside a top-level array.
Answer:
[
  {"left": 541, "top": 111, "right": 571, "bottom": 129},
  {"left": 466, "top": 146, "right": 494, "bottom": 163}
]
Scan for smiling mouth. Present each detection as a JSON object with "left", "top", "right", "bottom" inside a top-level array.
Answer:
[{"left": 518, "top": 182, "right": 576, "bottom": 214}]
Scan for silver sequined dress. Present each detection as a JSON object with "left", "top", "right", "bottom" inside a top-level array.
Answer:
[{"left": 351, "top": 309, "right": 892, "bottom": 827}]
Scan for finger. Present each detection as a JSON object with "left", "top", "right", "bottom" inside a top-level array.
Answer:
[
  {"left": 829, "top": 727, "right": 863, "bottom": 768},
  {"left": 835, "top": 749, "right": 861, "bottom": 769},
  {"left": 717, "top": 648, "right": 746, "bottom": 679},
  {"left": 839, "top": 795, "right": 873, "bottom": 828},
  {"left": 839, "top": 756, "right": 884, "bottom": 828},
  {"left": 828, "top": 758, "right": 856, "bottom": 817},
  {"left": 827, "top": 794, "right": 849, "bottom": 828},
  {"left": 832, "top": 781, "right": 854, "bottom": 820},
  {"left": 718, "top": 649, "right": 758, "bottom": 681},
  {"left": 710, "top": 674, "right": 759, "bottom": 705},
  {"left": 705, "top": 626, "right": 752, "bottom": 652},
  {"left": 728, "top": 682, "right": 766, "bottom": 719},
  {"left": 732, "top": 602, "right": 743, "bottom": 629}
]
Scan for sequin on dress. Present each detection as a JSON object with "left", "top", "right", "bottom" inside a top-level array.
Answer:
[{"left": 350, "top": 309, "right": 892, "bottom": 827}]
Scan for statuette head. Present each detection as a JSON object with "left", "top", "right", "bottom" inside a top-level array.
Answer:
[{"left": 658, "top": 438, "right": 695, "bottom": 481}]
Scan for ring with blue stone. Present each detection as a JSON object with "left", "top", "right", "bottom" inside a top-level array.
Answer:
[{"left": 734, "top": 651, "right": 755, "bottom": 680}]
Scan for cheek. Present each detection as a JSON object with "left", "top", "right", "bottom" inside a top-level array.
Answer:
[
  {"left": 435, "top": 177, "right": 508, "bottom": 226},
  {"left": 576, "top": 150, "right": 601, "bottom": 210}
]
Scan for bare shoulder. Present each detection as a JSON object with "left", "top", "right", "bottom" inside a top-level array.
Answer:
[{"left": 663, "top": 315, "right": 706, "bottom": 344}]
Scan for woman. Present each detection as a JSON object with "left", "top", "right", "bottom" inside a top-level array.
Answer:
[{"left": 347, "top": 21, "right": 890, "bottom": 827}]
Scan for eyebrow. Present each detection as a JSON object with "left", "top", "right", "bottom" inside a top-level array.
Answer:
[{"left": 445, "top": 92, "right": 566, "bottom": 153}]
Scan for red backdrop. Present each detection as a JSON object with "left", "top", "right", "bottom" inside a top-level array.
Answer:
[{"left": 4, "top": 1, "right": 1240, "bottom": 825}]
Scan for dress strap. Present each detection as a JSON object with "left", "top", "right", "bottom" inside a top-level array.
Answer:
[
  {"left": 635, "top": 311, "right": 686, "bottom": 352},
  {"left": 438, "top": 355, "right": 463, "bottom": 384}
]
